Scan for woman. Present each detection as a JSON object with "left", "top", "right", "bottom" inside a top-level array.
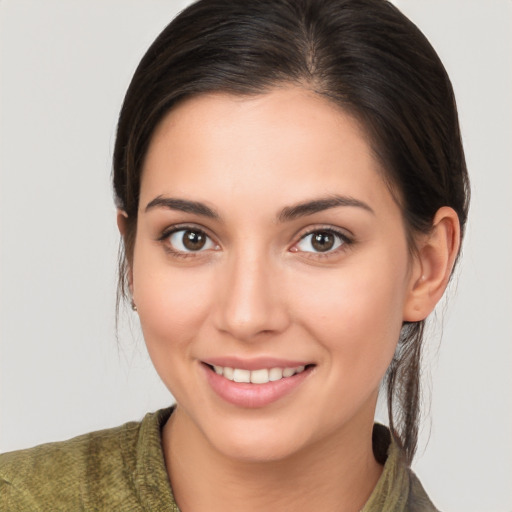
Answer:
[{"left": 0, "top": 0, "right": 469, "bottom": 510}]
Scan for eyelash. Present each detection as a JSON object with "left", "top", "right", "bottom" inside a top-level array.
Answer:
[
  {"left": 293, "top": 227, "right": 353, "bottom": 258},
  {"left": 158, "top": 225, "right": 218, "bottom": 259},
  {"left": 157, "top": 225, "right": 353, "bottom": 259}
]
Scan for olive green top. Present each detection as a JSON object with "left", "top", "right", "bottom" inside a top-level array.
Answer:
[{"left": 0, "top": 408, "right": 438, "bottom": 511}]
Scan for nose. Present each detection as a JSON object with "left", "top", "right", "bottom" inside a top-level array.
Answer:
[{"left": 213, "top": 250, "right": 290, "bottom": 342}]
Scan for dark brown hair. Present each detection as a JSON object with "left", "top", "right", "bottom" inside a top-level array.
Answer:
[{"left": 113, "top": 0, "right": 470, "bottom": 464}]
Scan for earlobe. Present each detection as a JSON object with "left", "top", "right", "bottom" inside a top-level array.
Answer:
[
  {"left": 116, "top": 209, "right": 134, "bottom": 295},
  {"left": 403, "top": 207, "right": 461, "bottom": 322}
]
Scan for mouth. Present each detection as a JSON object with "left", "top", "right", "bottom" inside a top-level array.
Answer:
[
  {"left": 201, "top": 361, "right": 315, "bottom": 408},
  {"left": 205, "top": 364, "right": 311, "bottom": 384}
]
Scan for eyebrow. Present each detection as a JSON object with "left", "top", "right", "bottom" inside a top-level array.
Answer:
[
  {"left": 144, "top": 194, "right": 374, "bottom": 222},
  {"left": 145, "top": 196, "right": 220, "bottom": 219},
  {"left": 278, "top": 195, "right": 374, "bottom": 222}
]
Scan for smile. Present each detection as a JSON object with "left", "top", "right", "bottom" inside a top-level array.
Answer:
[
  {"left": 202, "top": 361, "right": 314, "bottom": 408},
  {"left": 211, "top": 365, "right": 306, "bottom": 384}
]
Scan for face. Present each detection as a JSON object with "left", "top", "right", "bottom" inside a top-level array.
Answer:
[{"left": 130, "top": 87, "right": 419, "bottom": 461}]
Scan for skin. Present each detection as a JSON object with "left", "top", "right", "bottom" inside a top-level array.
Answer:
[{"left": 118, "top": 87, "right": 459, "bottom": 512}]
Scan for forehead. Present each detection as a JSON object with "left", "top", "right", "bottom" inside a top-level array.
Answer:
[{"left": 140, "top": 87, "right": 395, "bottom": 216}]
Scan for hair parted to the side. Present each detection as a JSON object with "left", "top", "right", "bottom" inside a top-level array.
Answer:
[{"left": 113, "top": 0, "right": 470, "bottom": 465}]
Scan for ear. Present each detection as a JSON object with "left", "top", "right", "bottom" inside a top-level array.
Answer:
[
  {"left": 116, "top": 209, "right": 134, "bottom": 295},
  {"left": 403, "top": 207, "right": 461, "bottom": 322}
]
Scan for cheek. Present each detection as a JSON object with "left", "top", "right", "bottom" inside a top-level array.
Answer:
[
  {"left": 131, "top": 248, "right": 214, "bottom": 364},
  {"left": 291, "top": 255, "right": 409, "bottom": 382}
]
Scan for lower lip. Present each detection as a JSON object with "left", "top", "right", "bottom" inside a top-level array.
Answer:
[{"left": 202, "top": 364, "right": 313, "bottom": 408}]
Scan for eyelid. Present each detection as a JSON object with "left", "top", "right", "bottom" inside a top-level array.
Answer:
[
  {"left": 290, "top": 225, "right": 354, "bottom": 255},
  {"left": 156, "top": 223, "right": 353, "bottom": 257},
  {"left": 157, "top": 223, "right": 216, "bottom": 241},
  {"left": 295, "top": 224, "right": 353, "bottom": 243},
  {"left": 157, "top": 223, "right": 220, "bottom": 255}
]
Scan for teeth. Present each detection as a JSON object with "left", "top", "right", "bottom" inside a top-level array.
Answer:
[
  {"left": 233, "top": 369, "right": 251, "bottom": 383},
  {"left": 211, "top": 364, "right": 307, "bottom": 384},
  {"left": 268, "top": 367, "right": 283, "bottom": 381},
  {"left": 282, "top": 367, "right": 295, "bottom": 377},
  {"left": 250, "top": 369, "right": 269, "bottom": 384}
]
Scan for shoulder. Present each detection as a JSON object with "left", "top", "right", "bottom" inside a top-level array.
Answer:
[
  {"left": 363, "top": 424, "right": 439, "bottom": 512},
  {"left": 0, "top": 410, "right": 170, "bottom": 511},
  {"left": 406, "top": 470, "right": 440, "bottom": 512}
]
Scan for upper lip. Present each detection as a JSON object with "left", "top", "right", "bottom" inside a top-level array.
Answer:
[{"left": 202, "top": 356, "right": 313, "bottom": 371}]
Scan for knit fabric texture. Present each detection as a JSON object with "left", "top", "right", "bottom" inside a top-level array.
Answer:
[{"left": 0, "top": 408, "right": 438, "bottom": 511}]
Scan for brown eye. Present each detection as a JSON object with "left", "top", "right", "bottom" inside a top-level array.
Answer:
[
  {"left": 168, "top": 229, "right": 216, "bottom": 252},
  {"left": 183, "top": 230, "right": 206, "bottom": 250},
  {"left": 311, "top": 231, "right": 335, "bottom": 251},
  {"left": 296, "top": 230, "right": 345, "bottom": 253}
]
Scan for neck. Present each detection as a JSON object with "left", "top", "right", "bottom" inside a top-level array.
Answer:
[{"left": 162, "top": 408, "right": 383, "bottom": 512}]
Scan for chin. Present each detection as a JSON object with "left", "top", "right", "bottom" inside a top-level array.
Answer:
[{"left": 203, "top": 415, "right": 316, "bottom": 463}]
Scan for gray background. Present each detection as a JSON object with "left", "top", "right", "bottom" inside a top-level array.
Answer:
[{"left": 1, "top": 1, "right": 511, "bottom": 510}]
